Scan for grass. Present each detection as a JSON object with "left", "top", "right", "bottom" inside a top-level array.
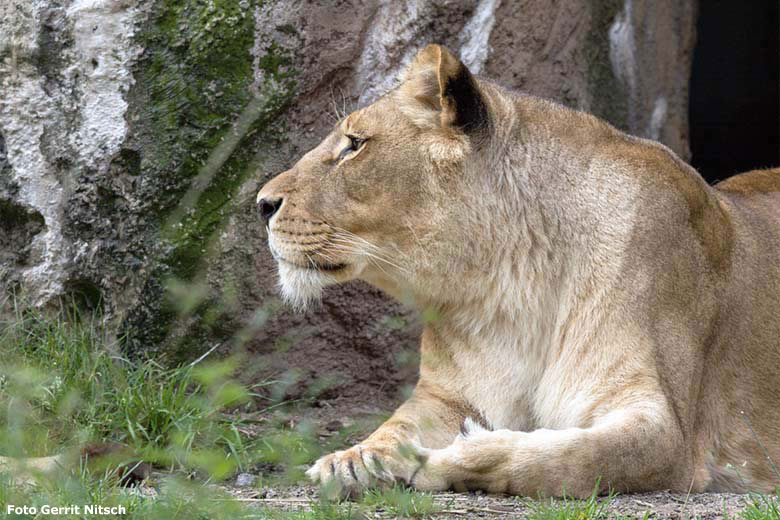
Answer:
[
  {"left": 362, "top": 486, "right": 439, "bottom": 518},
  {"left": 0, "top": 304, "right": 288, "bottom": 518},
  {"left": 271, "top": 501, "right": 359, "bottom": 520},
  {"left": 742, "top": 493, "right": 780, "bottom": 520},
  {"left": 0, "top": 304, "right": 252, "bottom": 472},
  {"left": 524, "top": 490, "right": 611, "bottom": 520}
]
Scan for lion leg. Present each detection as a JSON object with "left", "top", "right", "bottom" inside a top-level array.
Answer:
[
  {"left": 307, "top": 378, "right": 470, "bottom": 498},
  {"left": 0, "top": 444, "right": 149, "bottom": 486},
  {"left": 0, "top": 455, "right": 66, "bottom": 485},
  {"left": 415, "top": 405, "right": 688, "bottom": 498}
]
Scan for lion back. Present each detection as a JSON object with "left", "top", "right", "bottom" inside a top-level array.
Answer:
[{"left": 715, "top": 168, "right": 780, "bottom": 196}]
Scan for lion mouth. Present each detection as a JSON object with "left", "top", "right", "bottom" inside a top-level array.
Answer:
[
  {"left": 308, "top": 260, "right": 347, "bottom": 272},
  {"left": 268, "top": 242, "right": 349, "bottom": 273},
  {"left": 276, "top": 254, "right": 347, "bottom": 273}
]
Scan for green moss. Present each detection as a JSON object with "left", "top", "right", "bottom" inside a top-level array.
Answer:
[
  {"left": 583, "top": 0, "right": 628, "bottom": 130},
  {"left": 120, "top": 0, "right": 297, "bottom": 358}
]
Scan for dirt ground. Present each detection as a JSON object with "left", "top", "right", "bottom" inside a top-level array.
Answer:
[{"left": 222, "top": 483, "right": 751, "bottom": 519}]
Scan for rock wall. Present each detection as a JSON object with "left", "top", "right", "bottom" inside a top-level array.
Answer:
[{"left": 0, "top": 0, "right": 696, "bottom": 405}]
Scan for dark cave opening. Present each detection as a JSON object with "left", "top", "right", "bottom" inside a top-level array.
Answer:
[{"left": 689, "top": 0, "right": 780, "bottom": 184}]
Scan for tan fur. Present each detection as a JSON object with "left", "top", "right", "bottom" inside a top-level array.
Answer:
[
  {"left": 0, "top": 444, "right": 149, "bottom": 486},
  {"left": 0, "top": 454, "right": 71, "bottom": 484},
  {"left": 716, "top": 168, "right": 780, "bottom": 195},
  {"left": 257, "top": 44, "right": 780, "bottom": 498}
]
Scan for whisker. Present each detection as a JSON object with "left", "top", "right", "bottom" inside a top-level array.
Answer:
[
  {"left": 310, "top": 248, "right": 342, "bottom": 266},
  {"left": 326, "top": 236, "right": 408, "bottom": 275},
  {"left": 328, "top": 86, "right": 345, "bottom": 124},
  {"left": 329, "top": 241, "right": 403, "bottom": 272},
  {"left": 322, "top": 243, "right": 394, "bottom": 278},
  {"left": 328, "top": 231, "right": 409, "bottom": 269}
]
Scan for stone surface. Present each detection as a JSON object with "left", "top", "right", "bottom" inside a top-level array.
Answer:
[
  {"left": 0, "top": 0, "right": 696, "bottom": 406},
  {"left": 234, "top": 472, "right": 258, "bottom": 487}
]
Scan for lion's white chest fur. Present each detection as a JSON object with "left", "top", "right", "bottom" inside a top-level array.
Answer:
[
  {"left": 453, "top": 332, "right": 544, "bottom": 431},
  {"left": 451, "top": 325, "right": 599, "bottom": 432}
]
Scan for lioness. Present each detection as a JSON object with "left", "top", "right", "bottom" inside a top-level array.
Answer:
[{"left": 256, "top": 44, "right": 780, "bottom": 498}]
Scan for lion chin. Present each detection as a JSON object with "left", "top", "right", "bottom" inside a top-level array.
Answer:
[
  {"left": 276, "top": 257, "right": 363, "bottom": 310},
  {"left": 276, "top": 261, "right": 331, "bottom": 310}
]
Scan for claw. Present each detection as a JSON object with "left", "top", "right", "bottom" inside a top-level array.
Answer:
[{"left": 308, "top": 444, "right": 423, "bottom": 499}]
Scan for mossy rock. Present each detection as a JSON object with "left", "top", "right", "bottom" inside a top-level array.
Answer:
[{"left": 119, "top": 0, "right": 297, "bottom": 360}]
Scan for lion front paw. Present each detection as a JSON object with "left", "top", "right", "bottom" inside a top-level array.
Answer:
[
  {"left": 307, "top": 443, "right": 442, "bottom": 499},
  {"left": 306, "top": 445, "right": 397, "bottom": 499}
]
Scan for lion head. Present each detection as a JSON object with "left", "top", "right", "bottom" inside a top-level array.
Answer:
[{"left": 256, "top": 44, "right": 495, "bottom": 309}]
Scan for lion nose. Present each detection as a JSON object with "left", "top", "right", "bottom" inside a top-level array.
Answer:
[{"left": 258, "top": 196, "right": 283, "bottom": 224}]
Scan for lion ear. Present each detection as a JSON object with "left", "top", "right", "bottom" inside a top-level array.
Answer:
[{"left": 398, "top": 44, "right": 489, "bottom": 134}]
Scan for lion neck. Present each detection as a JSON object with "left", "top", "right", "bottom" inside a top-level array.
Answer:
[{"left": 394, "top": 92, "right": 619, "bottom": 375}]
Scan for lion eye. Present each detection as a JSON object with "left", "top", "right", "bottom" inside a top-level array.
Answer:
[{"left": 338, "top": 135, "right": 365, "bottom": 161}]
